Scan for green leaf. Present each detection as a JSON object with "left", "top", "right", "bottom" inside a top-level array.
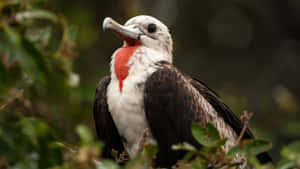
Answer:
[
  {"left": 208, "top": 138, "right": 227, "bottom": 153},
  {"left": 76, "top": 125, "right": 93, "bottom": 145},
  {"left": 281, "top": 140, "right": 300, "bottom": 159},
  {"left": 0, "top": 60, "right": 10, "bottom": 83},
  {"left": 2, "top": 23, "right": 21, "bottom": 45},
  {"left": 228, "top": 139, "right": 272, "bottom": 159},
  {"left": 25, "top": 26, "right": 51, "bottom": 48},
  {"left": 207, "top": 123, "right": 220, "bottom": 140},
  {"left": 0, "top": 126, "right": 14, "bottom": 148},
  {"left": 97, "top": 160, "right": 121, "bottom": 169},
  {"left": 191, "top": 159, "right": 208, "bottom": 169},
  {"left": 126, "top": 154, "right": 143, "bottom": 167},
  {"left": 227, "top": 145, "right": 244, "bottom": 157},
  {"left": 18, "top": 117, "right": 54, "bottom": 140},
  {"left": 64, "top": 25, "right": 78, "bottom": 45},
  {"left": 16, "top": 9, "right": 58, "bottom": 23},
  {"left": 212, "top": 138, "right": 227, "bottom": 148},
  {"left": 183, "top": 152, "right": 196, "bottom": 161},
  {"left": 192, "top": 123, "right": 210, "bottom": 146},
  {"left": 277, "top": 159, "right": 296, "bottom": 169},
  {"left": 172, "top": 142, "right": 197, "bottom": 151},
  {"left": 3, "top": 24, "right": 49, "bottom": 84},
  {"left": 143, "top": 144, "right": 158, "bottom": 161},
  {"left": 244, "top": 139, "right": 272, "bottom": 156},
  {"left": 279, "top": 140, "right": 300, "bottom": 168},
  {"left": 21, "top": 36, "right": 49, "bottom": 83},
  {"left": 0, "top": 0, "right": 47, "bottom": 8},
  {"left": 191, "top": 123, "right": 219, "bottom": 147}
]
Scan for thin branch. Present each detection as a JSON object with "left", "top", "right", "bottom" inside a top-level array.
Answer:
[{"left": 236, "top": 110, "right": 254, "bottom": 144}]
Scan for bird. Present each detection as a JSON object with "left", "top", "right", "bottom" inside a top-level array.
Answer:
[{"left": 93, "top": 15, "right": 272, "bottom": 168}]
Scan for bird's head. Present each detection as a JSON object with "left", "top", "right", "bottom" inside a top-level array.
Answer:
[{"left": 103, "top": 15, "right": 173, "bottom": 58}]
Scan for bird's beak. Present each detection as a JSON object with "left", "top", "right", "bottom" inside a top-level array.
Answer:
[{"left": 103, "top": 17, "right": 143, "bottom": 45}]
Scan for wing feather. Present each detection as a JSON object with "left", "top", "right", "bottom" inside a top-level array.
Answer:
[
  {"left": 93, "top": 76, "right": 125, "bottom": 159},
  {"left": 144, "top": 62, "right": 272, "bottom": 167},
  {"left": 144, "top": 64, "right": 202, "bottom": 167},
  {"left": 191, "top": 78, "right": 273, "bottom": 164}
]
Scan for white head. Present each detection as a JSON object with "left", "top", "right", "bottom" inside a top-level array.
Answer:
[{"left": 103, "top": 15, "right": 173, "bottom": 60}]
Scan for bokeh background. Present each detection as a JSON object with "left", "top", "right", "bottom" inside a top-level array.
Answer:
[
  {"left": 1, "top": 0, "right": 300, "bottom": 167},
  {"left": 54, "top": 0, "right": 300, "bottom": 160}
]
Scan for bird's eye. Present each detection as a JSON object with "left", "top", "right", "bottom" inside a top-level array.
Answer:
[{"left": 147, "top": 23, "right": 157, "bottom": 33}]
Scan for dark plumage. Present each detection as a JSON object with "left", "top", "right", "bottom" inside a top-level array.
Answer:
[
  {"left": 94, "top": 15, "right": 272, "bottom": 168},
  {"left": 94, "top": 61, "right": 272, "bottom": 167},
  {"left": 93, "top": 77, "right": 125, "bottom": 159}
]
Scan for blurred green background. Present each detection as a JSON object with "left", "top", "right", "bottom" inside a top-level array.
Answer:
[{"left": 1, "top": 0, "right": 300, "bottom": 168}]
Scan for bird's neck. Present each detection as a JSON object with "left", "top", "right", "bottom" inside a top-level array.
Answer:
[
  {"left": 111, "top": 46, "right": 171, "bottom": 92},
  {"left": 113, "top": 45, "right": 141, "bottom": 91}
]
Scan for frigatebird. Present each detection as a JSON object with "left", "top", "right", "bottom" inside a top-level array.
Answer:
[{"left": 93, "top": 15, "right": 272, "bottom": 168}]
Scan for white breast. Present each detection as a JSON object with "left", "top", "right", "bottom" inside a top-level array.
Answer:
[{"left": 106, "top": 46, "right": 168, "bottom": 157}]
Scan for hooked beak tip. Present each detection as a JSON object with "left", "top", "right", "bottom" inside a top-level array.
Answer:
[{"left": 102, "top": 17, "right": 113, "bottom": 31}]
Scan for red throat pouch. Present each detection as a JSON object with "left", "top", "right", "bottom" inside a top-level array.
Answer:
[{"left": 114, "top": 45, "right": 141, "bottom": 92}]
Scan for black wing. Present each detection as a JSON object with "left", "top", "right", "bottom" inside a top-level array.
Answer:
[
  {"left": 191, "top": 78, "right": 273, "bottom": 164},
  {"left": 144, "top": 62, "right": 272, "bottom": 167},
  {"left": 191, "top": 78, "right": 255, "bottom": 139},
  {"left": 93, "top": 76, "right": 125, "bottom": 160},
  {"left": 144, "top": 65, "right": 202, "bottom": 168}
]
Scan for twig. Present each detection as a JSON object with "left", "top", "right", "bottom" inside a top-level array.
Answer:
[
  {"left": 137, "top": 128, "right": 150, "bottom": 153},
  {"left": 0, "top": 89, "right": 24, "bottom": 111},
  {"left": 236, "top": 110, "right": 254, "bottom": 144},
  {"left": 112, "top": 149, "right": 128, "bottom": 163}
]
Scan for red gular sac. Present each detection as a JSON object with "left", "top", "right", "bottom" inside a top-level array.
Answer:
[{"left": 114, "top": 37, "right": 141, "bottom": 92}]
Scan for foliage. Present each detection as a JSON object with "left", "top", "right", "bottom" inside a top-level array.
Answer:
[
  {"left": 0, "top": 0, "right": 300, "bottom": 169},
  {"left": 0, "top": 0, "right": 78, "bottom": 168}
]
